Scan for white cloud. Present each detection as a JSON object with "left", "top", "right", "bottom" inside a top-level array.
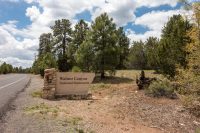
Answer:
[
  {"left": 0, "top": 22, "right": 37, "bottom": 68},
  {"left": 128, "top": 9, "right": 187, "bottom": 42},
  {"left": 135, "top": 10, "right": 183, "bottom": 31},
  {"left": 0, "top": 57, "right": 33, "bottom": 68},
  {"left": 92, "top": 0, "right": 136, "bottom": 26},
  {"left": 126, "top": 29, "right": 161, "bottom": 42},
  {"left": 26, "top": 6, "right": 41, "bottom": 21}
]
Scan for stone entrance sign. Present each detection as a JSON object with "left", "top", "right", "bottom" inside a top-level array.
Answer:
[
  {"left": 56, "top": 72, "right": 95, "bottom": 96},
  {"left": 42, "top": 68, "right": 95, "bottom": 99}
]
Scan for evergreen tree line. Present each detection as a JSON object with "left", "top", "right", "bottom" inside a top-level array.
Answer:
[
  {"left": 32, "top": 13, "right": 130, "bottom": 78},
  {"left": 128, "top": 14, "right": 192, "bottom": 78},
  {"left": 32, "top": 12, "right": 193, "bottom": 79},
  {"left": 0, "top": 62, "right": 31, "bottom": 74}
]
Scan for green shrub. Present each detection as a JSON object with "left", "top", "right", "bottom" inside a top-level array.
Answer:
[
  {"left": 72, "top": 66, "right": 82, "bottom": 72},
  {"left": 145, "top": 78, "right": 176, "bottom": 98}
]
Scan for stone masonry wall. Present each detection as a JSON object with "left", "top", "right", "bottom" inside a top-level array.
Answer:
[{"left": 42, "top": 68, "right": 56, "bottom": 99}]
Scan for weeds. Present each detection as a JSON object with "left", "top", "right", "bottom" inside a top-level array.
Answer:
[
  {"left": 196, "top": 128, "right": 200, "bottom": 133},
  {"left": 24, "top": 103, "right": 59, "bottom": 116},
  {"left": 90, "top": 83, "right": 111, "bottom": 91},
  {"left": 61, "top": 116, "right": 83, "bottom": 126},
  {"left": 61, "top": 116, "right": 87, "bottom": 133},
  {"left": 31, "top": 90, "right": 42, "bottom": 98}
]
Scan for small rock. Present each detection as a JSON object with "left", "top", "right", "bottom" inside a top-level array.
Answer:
[
  {"left": 176, "top": 106, "right": 185, "bottom": 113},
  {"left": 193, "top": 121, "right": 200, "bottom": 125}
]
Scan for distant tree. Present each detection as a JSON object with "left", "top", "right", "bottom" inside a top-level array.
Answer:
[
  {"left": 38, "top": 33, "right": 53, "bottom": 56},
  {"left": 0, "top": 62, "right": 13, "bottom": 74},
  {"left": 145, "top": 37, "right": 159, "bottom": 70},
  {"left": 32, "top": 59, "right": 40, "bottom": 74},
  {"left": 90, "top": 13, "right": 119, "bottom": 79},
  {"left": 0, "top": 62, "right": 9, "bottom": 74},
  {"left": 13, "top": 67, "right": 19, "bottom": 73},
  {"left": 37, "top": 53, "right": 57, "bottom": 76},
  {"left": 75, "top": 38, "right": 95, "bottom": 72},
  {"left": 116, "top": 27, "right": 130, "bottom": 69},
  {"left": 157, "top": 15, "right": 192, "bottom": 77},
  {"left": 51, "top": 19, "right": 72, "bottom": 71},
  {"left": 73, "top": 19, "right": 89, "bottom": 49},
  {"left": 69, "top": 20, "right": 89, "bottom": 67},
  {"left": 127, "top": 41, "right": 147, "bottom": 69},
  {"left": 18, "top": 66, "right": 23, "bottom": 73}
]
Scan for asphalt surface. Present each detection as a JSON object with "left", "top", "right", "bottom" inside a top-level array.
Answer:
[{"left": 0, "top": 74, "right": 30, "bottom": 117}]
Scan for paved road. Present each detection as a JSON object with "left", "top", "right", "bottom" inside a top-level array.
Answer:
[{"left": 0, "top": 74, "right": 30, "bottom": 117}]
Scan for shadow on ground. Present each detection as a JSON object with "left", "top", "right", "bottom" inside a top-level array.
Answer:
[{"left": 93, "top": 76, "right": 134, "bottom": 84}]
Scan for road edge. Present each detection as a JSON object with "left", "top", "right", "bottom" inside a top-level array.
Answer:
[{"left": 0, "top": 76, "right": 31, "bottom": 121}]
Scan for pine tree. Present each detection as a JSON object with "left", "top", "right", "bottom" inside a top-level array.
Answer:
[
  {"left": 145, "top": 37, "right": 159, "bottom": 70},
  {"left": 90, "top": 13, "right": 119, "bottom": 79},
  {"left": 38, "top": 33, "right": 53, "bottom": 56},
  {"left": 73, "top": 19, "right": 89, "bottom": 49},
  {"left": 51, "top": 19, "right": 72, "bottom": 71},
  {"left": 75, "top": 38, "right": 94, "bottom": 72},
  {"left": 116, "top": 27, "right": 130, "bottom": 69},
  {"left": 127, "top": 41, "right": 146, "bottom": 69},
  {"left": 158, "top": 15, "right": 192, "bottom": 77}
]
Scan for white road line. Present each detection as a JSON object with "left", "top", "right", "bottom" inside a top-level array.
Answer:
[{"left": 0, "top": 76, "right": 27, "bottom": 90}]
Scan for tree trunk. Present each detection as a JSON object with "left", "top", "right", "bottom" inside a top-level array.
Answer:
[
  {"left": 101, "top": 71, "right": 105, "bottom": 79},
  {"left": 198, "top": 20, "right": 200, "bottom": 46},
  {"left": 62, "top": 33, "right": 66, "bottom": 56},
  {"left": 100, "top": 54, "right": 105, "bottom": 79}
]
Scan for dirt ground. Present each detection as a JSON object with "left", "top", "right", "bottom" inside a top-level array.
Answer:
[{"left": 0, "top": 75, "right": 200, "bottom": 133}]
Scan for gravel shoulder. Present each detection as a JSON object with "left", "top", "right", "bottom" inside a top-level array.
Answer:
[{"left": 0, "top": 75, "right": 199, "bottom": 133}]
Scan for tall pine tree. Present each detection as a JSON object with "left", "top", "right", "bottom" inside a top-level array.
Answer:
[
  {"left": 51, "top": 19, "right": 72, "bottom": 71},
  {"left": 158, "top": 15, "right": 192, "bottom": 77},
  {"left": 90, "top": 13, "right": 118, "bottom": 79},
  {"left": 116, "top": 27, "right": 130, "bottom": 69}
]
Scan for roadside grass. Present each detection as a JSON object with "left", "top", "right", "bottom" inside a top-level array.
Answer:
[
  {"left": 24, "top": 103, "right": 59, "bottom": 116},
  {"left": 24, "top": 103, "right": 90, "bottom": 132},
  {"left": 31, "top": 90, "right": 42, "bottom": 98}
]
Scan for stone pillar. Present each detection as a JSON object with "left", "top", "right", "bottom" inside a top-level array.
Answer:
[{"left": 42, "top": 68, "right": 56, "bottom": 99}]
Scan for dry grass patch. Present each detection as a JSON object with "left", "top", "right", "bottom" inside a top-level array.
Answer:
[
  {"left": 24, "top": 103, "right": 59, "bottom": 116},
  {"left": 31, "top": 90, "right": 42, "bottom": 98},
  {"left": 116, "top": 70, "right": 162, "bottom": 81},
  {"left": 89, "top": 83, "right": 111, "bottom": 92},
  {"left": 61, "top": 116, "right": 83, "bottom": 126}
]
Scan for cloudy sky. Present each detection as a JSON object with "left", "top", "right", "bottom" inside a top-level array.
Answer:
[{"left": 0, "top": 0, "right": 189, "bottom": 68}]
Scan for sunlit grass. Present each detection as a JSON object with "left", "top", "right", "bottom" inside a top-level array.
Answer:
[{"left": 115, "top": 70, "right": 162, "bottom": 81}]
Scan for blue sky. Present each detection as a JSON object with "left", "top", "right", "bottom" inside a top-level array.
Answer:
[{"left": 0, "top": 0, "right": 190, "bottom": 67}]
